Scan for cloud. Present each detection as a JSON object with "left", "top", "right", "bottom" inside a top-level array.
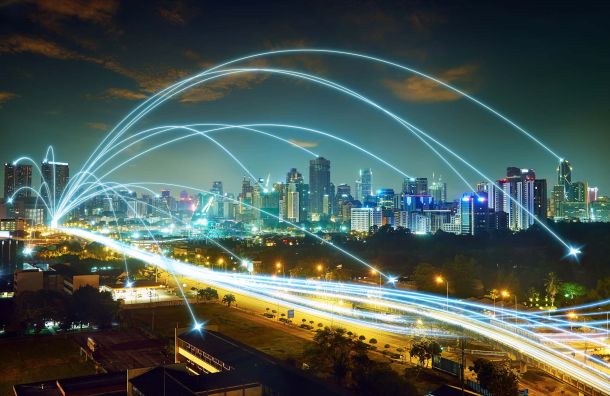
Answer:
[
  {"left": 383, "top": 65, "right": 479, "bottom": 103},
  {"left": 86, "top": 122, "right": 110, "bottom": 131},
  {"left": 288, "top": 139, "right": 318, "bottom": 148},
  {"left": 33, "top": 0, "right": 119, "bottom": 26},
  {"left": 158, "top": 1, "right": 198, "bottom": 25},
  {"left": 263, "top": 39, "right": 328, "bottom": 76},
  {"left": 0, "top": 91, "right": 18, "bottom": 107},
  {"left": 0, "top": 35, "right": 97, "bottom": 62},
  {"left": 102, "top": 88, "right": 148, "bottom": 101}
]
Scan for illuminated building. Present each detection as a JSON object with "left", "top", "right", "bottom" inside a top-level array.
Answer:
[
  {"left": 551, "top": 184, "right": 565, "bottom": 219},
  {"left": 350, "top": 207, "right": 382, "bottom": 232},
  {"left": 460, "top": 192, "right": 491, "bottom": 235},
  {"left": 557, "top": 159, "right": 572, "bottom": 200},
  {"left": 284, "top": 168, "right": 308, "bottom": 223},
  {"left": 309, "top": 157, "right": 331, "bottom": 219},
  {"left": 415, "top": 177, "right": 428, "bottom": 195},
  {"left": 429, "top": 176, "right": 447, "bottom": 204},
  {"left": 41, "top": 160, "right": 69, "bottom": 203},
  {"left": 3, "top": 162, "right": 32, "bottom": 199},
  {"left": 376, "top": 188, "right": 396, "bottom": 209},
  {"left": 494, "top": 167, "right": 536, "bottom": 231},
  {"left": 588, "top": 187, "right": 598, "bottom": 203},
  {"left": 356, "top": 168, "right": 372, "bottom": 201},
  {"left": 410, "top": 211, "right": 431, "bottom": 233},
  {"left": 590, "top": 196, "right": 610, "bottom": 222}
]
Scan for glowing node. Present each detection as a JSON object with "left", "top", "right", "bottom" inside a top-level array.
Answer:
[
  {"left": 125, "top": 281, "right": 134, "bottom": 288},
  {"left": 568, "top": 247, "right": 581, "bottom": 257},
  {"left": 7, "top": 197, "right": 13, "bottom": 204},
  {"left": 193, "top": 322, "right": 203, "bottom": 331},
  {"left": 23, "top": 246, "right": 33, "bottom": 255},
  {"left": 387, "top": 276, "right": 398, "bottom": 284}
]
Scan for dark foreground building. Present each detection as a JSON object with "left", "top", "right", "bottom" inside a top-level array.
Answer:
[{"left": 14, "top": 329, "right": 343, "bottom": 396}]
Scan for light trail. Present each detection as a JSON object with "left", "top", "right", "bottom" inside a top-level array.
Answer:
[{"left": 57, "top": 227, "right": 610, "bottom": 395}]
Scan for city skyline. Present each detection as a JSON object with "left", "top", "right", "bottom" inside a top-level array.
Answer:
[{"left": 1, "top": 1, "right": 609, "bottom": 197}]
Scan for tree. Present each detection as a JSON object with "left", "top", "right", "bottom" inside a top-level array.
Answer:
[
  {"left": 412, "top": 263, "right": 440, "bottom": 292},
  {"left": 351, "top": 353, "right": 418, "bottom": 396},
  {"left": 443, "top": 255, "right": 480, "bottom": 297},
  {"left": 470, "top": 358, "right": 519, "bottom": 396},
  {"left": 70, "top": 286, "right": 119, "bottom": 328},
  {"left": 222, "top": 293, "right": 236, "bottom": 307},
  {"left": 14, "top": 290, "right": 67, "bottom": 333},
  {"left": 559, "top": 282, "right": 587, "bottom": 302},
  {"left": 304, "top": 327, "right": 367, "bottom": 384},
  {"left": 544, "top": 272, "right": 560, "bottom": 308},
  {"left": 198, "top": 287, "right": 218, "bottom": 302},
  {"left": 409, "top": 339, "right": 441, "bottom": 367}
]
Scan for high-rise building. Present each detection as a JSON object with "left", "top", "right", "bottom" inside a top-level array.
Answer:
[
  {"left": 285, "top": 168, "right": 308, "bottom": 223},
  {"left": 557, "top": 159, "right": 572, "bottom": 200},
  {"left": 550, "top": 184, "right": 565, "bottom": 219},
  {"left": 495, "top": 167, "right": 536, "bottom": 231},
  {"left": 402, "top": 178, "right": 417, "bottom": 195},
  {"left": 588, "top": 187, "right": 599, "bottom": 203},
  {"left": 460, "top": 192, "right": 490, "bottom": 235},
  {"left": 356, "top": 168, "right": 373, "bottom": 201},
  {"left": 570, "top": 181, "right": 588, "bottom": 203},
  {"left": 415, "top": 177, "right": 428, "bottom": 195},
  {"left": 41, "top": 161, "right": 69, "bottom": 204},
  {"left": 309, "top": 157, "right": 331, "bottom": 218},
  {"left": 4, "top": 163, "right": 32, "bottom": 199},
  {"left": 533, "top": 179, "right": 547, "bottom": 221},
  {"left": 376, "top": 188, "right": 396, "bottom": 209},
  {"left": 429, "top": 176, "right": 447, "bottom": 205},
  {"left": 350, "top": 207, "right": 382, "bottom": 232}
]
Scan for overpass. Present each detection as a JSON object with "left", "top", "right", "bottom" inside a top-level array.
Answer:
[{"left": 61, "top": 227, "right": 610, "bottom": 395}]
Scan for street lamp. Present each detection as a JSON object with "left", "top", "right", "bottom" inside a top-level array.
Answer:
[
  {"left": 567, "top": 311, "right": 577, "bottom": 331},
  {"left": 218, "top": 257, "right": 224, "bottom": 271},
  {"left": 435, "top": 276, "right": 449, "bottom": 311},
  {"left": 500, "top": 290, "right": 510, "bottom": 320},
  {"left": 276, "top": 261, "right": 285, "bottom": 277},
  {"left": 370, "top": 268, "right": 381, "bottom": 288}
]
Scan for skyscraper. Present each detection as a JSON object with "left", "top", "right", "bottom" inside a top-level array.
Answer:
[
  {"left": 402, "top": 178, "right": 417, "bottom": 195},
  {"left": 285, "top": 168, "right": 308, "bottom": 223},
  {"left": 460, "top": 192, "right": 490, "bottom": 235},
  {"left": 357, "top": 168, "right": 373, "bottom": 201},
  {"left": 309, "top": 157, "right": 331, "bottom": 218},
  {"left": 495, "top": 167, "right": 535, "bottom": 231},
  {"left": 41, "top": 161, "right": 69, "bottom": 203},
  {"left": 533, "top": 179, "right": 547, "bottom": 220},
  {"left": 429, "top": 176, "right": 447, "bottom": 205},
  {"left": 557, "top": 159, "right": 572, "bottom": 200},
  {"left": 415, "top": 177, "right": 428, "bottom": 195},
  {"left": 3, "top": 163, "right": 32, "bottom": 199}
]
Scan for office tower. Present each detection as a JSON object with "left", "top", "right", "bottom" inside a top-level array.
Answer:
[
  {"left": 460, "top": 192, "right": 490, "bottom": 235},
  {"left": 334, "top": 184, "right": 352, "bottom": 221},
  {"left": 211, "top": 181, "right": 223, "bottom": 196},
  {"left": 533, "top": 179, "right": 547, "bottom": 220},
  {"left": 402, "top": 178, "right": 417, "bottom": 195},
  {"left": 260, "top": 184, "right": 280, "bottom": 226},
  {"left": 210, "top": 181, "right": 224, "bottom": 218},
  {"left": 41, "top": 161, "right": 69, "bottom": 203},
  {"left": 415, "top": 177, "right": 428, "bottom": 195},
  {"left": 285, "top": 168, "right": 308, "bottom": 223},
  {"left": 350, "top": 207, "right": 382, "bottom": 232},
  {"left": 4, "top": 163, "right": 33, "bottom": 199},
  {"left": 550, "top": 184, "right": 565, "bottom": 219},
  {"left": 429, "top": 176, "right": 447, "bottom": 205},
  {"left": 588, "top": 187, "right": 598, "bottom": 203},
  {"left": 570, "top": 181, "right": 588, "bottom": 203},
  {"left": 495, "top": 167, "right": 536, "bottom": 231},
  {"left": 356, "top": 168, "right": 372, "bottom": 201},
  {"left": 376, "top": 188, "right": 395, "bottom": 209},
  {"left": 557, "top": 159, "right": 572, "bottom": 186},
  {"left": 309, "top": 157, "right": 331, "bottom": 218}
]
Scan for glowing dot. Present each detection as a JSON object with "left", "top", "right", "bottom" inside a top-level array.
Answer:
[
  {"left": 193, "top": 322, "right": 203, "bottom": 331},
  {"left": 126, "top": 281, "right": 134, "bottom": 288},
  {"left": 7, "top": 197, "right": 13, "bottom": 204},
  {"left": 568, "top": 247, "right": 581, "bottom": 257},
  {"left": 23, "top": 246, "right": 33, "bottom": 255},
  {"left": 388, "top": 276, "right": 398, "bottom": 284}
]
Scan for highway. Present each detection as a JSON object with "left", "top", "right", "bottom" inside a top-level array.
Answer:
[{"left": 60, "top": 227, "right": 610, "bottom": 395}]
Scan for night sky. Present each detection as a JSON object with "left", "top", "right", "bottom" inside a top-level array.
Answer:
[{"left": 1, "top": 1, "right": 609, "bottom": 198}]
